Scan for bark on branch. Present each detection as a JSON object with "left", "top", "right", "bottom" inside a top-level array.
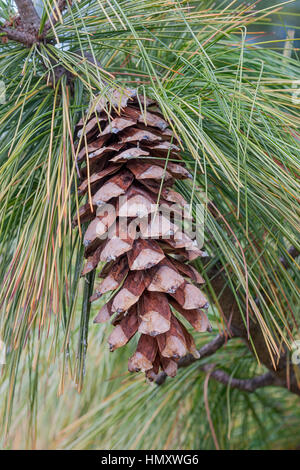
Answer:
[
  {"left": 0, "top": 0, "right": 72, "bottom": 46},
  {"left": 155, "top": 334, "right": 280, "bottom": 393},
  {"left": 0, "top": 25, "right": 36, "bottom": 46},
  {"left": 15, "top": 0, "right": 40, "bottom": 30},
  {"left": 0, "top": 0, "right": 75, "bottom": 85},
  {"left": 201, "top": 365, "right": 280, "bottom": 392},
  {"left": 200, "top": 250, "right": 300, "bottom": 397},
  {"left": 0, "top": 0, "right": 40, "bottom": 46}
]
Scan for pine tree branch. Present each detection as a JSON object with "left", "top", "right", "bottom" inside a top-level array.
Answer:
[
  {"left": 155, "top": 334, "right": 281, "bottom": 393},
  {"left": 0, "top": 25, "right": 36, "bottom": 46},
  {"left": 205, "top": 263, "right": 300, "bottom": 397},
  {"left": 0, "top": 0, "right": 40, "bottom": 46},
  {"left": 201, "top": 365, "right": 279, "bottom": 392},
  {"left": 155, "top": 333, "right": 230, "bottom": 385},
  {"left": 202, "top": 202, "right": 300, "bottom": 397},
  {"left": 15, "top": 0, "right": 40, "bottom": 30},
  {"left": 0, "top": 1, "right": 82, "bottom": 86},
  {"left": 178, "top": 333, "right": 229, "bottom": 368},
  {"left": 0, "top": 0, "right": 72, "bottom": 46},
  {"left": 156, "top": 244, "right": 300, "bottom": 396}
]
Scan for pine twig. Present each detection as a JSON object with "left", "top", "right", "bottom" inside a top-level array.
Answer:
[
  {"left": 0, "top": 26, "right": 36, "bottom": 46},
  {"left": 201, "top": 365, "right": 279, "bottom": 393},
  {"left": 0, "top": 0, "right": 40, "bottom": 46},
  {"left": 15, "top": 0, "right": 40, "bottom": 30},
  {"left": 156, "top": 334, "right": 280, "bottom": 393},
  {"left": 200, "top": 247, "right": 300, "bottom": 397},
  {"left": 155, "top": 333, "right": 230, "bottom": 385}
]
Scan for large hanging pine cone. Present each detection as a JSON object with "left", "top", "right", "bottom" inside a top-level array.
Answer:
[{"left": 73, "top": 88, "right": 211, "bottom": 380}]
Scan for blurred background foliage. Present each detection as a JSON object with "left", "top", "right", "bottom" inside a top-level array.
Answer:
[
  {"left": 239, "top": 0, "right": 300, "bottom": 52},
  {"left": 0, "top": 0, "right": 299, "bottom": 449}
]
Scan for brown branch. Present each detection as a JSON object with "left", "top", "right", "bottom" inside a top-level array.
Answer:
[
  {"left": 155, "top": 334, "right": 281, "bottom": 393},
  {"left": 0, "top": 26, "right": 36, "bottom": 46},
  {"left": 155, "top": 333, "right": 230, "bottom": 385},
  {"left": 156, "top": 241, "right": 300, "bottom": 397},
  {"left": 178, "top": 333, "right": 229, "bottom": 368},
  {"left": 0, "top": 0, "right": 40, "bottom": 46},
  {"left": 0, "top": 1, "right": 81, "bottom": 87},
  {"left": 15, "top": 0, "right": 40, "bottom": 30},
  {"left": 201, "top": 365, "right": 280, "bottom": 392},
  {"left": 0, "top": 0, "right": 72, "bottom": 47},
  {"left": 205, "top": 262, "right": 300, "bottom": 397}
]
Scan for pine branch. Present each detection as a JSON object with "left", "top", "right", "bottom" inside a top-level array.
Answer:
[
  {"left": 0, "top": 0, "right": 40, "bottom": 46},
  {"left": 156, "top": 246, "right": 300, "bottom": 396},
  {"left": 204, "top": 265, "right": 300, "bottom": 397},
  {"left": 0, "top": 25, "right": 36, "bottom": 46},
  {"left": 155, "top": 334, "right": 281, "bottom": 393},
  {"left": 156, "top": 333, "right": 282, "bottom": 393},
  {"left": 0, "top": 0, "right": 72, "bottom": 47},
  {"left": 155, "top": 334, "right": 230, "bottom": 385},
  {"left": 201, "top": 366, "right": 279, "bottom": 392},
  {"left": 15, "top": 0, "right": 40, "bottom": 30},
  {"left": 200, "top": 202, "right": 300, "bottom": 397}
]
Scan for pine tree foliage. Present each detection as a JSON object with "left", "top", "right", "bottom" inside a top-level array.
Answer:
[{"left": 0, "top": 0, "right": 299, "bottom": 449}]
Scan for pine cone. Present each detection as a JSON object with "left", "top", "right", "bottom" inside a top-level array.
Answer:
[{"left": 73, "top": 88, "right": 211, "bottom": 380}]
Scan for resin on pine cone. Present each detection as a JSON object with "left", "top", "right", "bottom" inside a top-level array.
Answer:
[{"left": 73, "top": 87, "right": 211, "bottom": 380}]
